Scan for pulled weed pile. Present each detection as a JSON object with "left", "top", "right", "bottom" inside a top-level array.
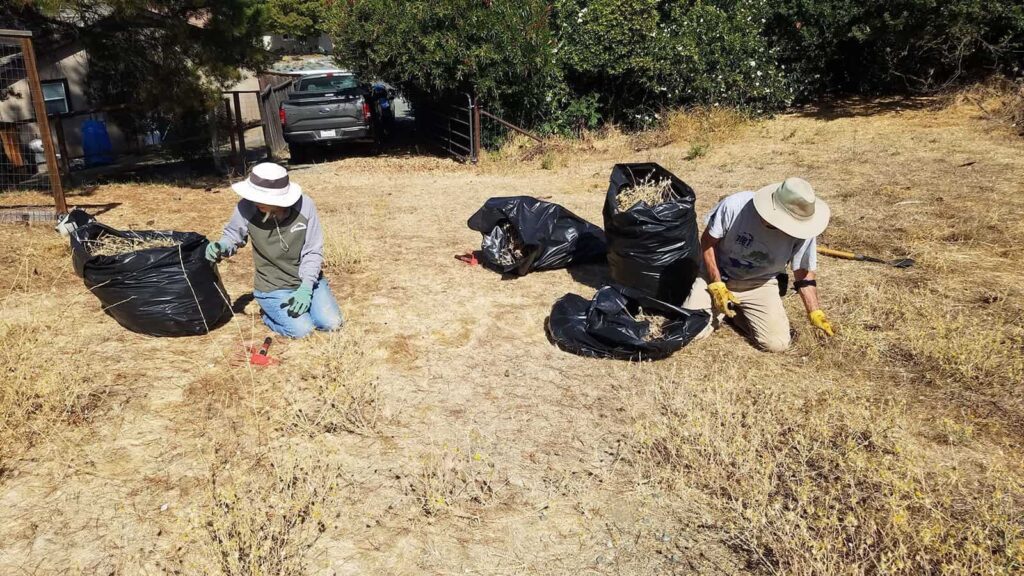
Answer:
[
  {"left": 87, "top": 235, "right": 179, "bottom": 256},
  {"left": 616, "top": 178, "right": 674, "bottom": 211},
  {"left": 494, "top": 222, "right": 526, "bottom": 266},
  {"left": 634, "top": 310, "right": 668, "bottom": 340}
]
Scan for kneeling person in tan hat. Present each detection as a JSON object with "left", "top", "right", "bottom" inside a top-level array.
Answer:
[
  {"left": 684, "top": 177, "right": 834, "bottom": 352},
  {"left": 205, "top": 162, "right": 343, "bottom": 339}
]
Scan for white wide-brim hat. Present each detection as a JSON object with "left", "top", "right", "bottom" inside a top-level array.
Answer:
[
  {"left": 752, "top": 177, "right": 830, "bottom": 239},
  {"left": 230, "top": 162, "right": 303, "bottom": 207}
]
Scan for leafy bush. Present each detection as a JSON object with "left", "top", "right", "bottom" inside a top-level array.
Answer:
[
  {"left": 334, "top": 0, "right": 1024, "bottom": 132},
  {"left": 765, "top": 0, "right": 1024, "bottom": 95},
  {"left": 335, "top": 0, "right": 559, "bottom": 125},
  {"left": 553, "top": 0, "right": 792, "bottom": 125}
]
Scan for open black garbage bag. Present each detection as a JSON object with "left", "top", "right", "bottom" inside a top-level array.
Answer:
[
  {"left": 547, "top": 285, "right": 710, "bottom": 361},
  {"left": 468, "top": 196, "right": 606, "bottom": 275},
  {"left": 603, "top": 163, "right": 700, "bottom": 305},
  {"left": 70, "top": 218, "right": 231, "bottom": 337}
]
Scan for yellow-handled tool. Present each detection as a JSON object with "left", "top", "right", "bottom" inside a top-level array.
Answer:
[{"left": 817, "top": 246, "right": 914, "bottom": 268}]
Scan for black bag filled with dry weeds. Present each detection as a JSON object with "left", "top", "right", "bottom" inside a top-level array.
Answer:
[
  {"left": 468, "top": 196, "right": 606, "bottom": 275},
  {"left": 603, "top": 163, "right": 700, "bottom": 305},
  {"left": 70, "top": 218, "right": 231, "bottom": 337},
  {"left": 546, "top": 285, "right": 709, "bottom": 361}
]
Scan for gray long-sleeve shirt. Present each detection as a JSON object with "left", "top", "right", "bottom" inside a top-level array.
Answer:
[{"left": 218, "top": 196, "right": 325, "bottom": 293}]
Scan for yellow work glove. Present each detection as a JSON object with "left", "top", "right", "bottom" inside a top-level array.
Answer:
[
  {"left": 707, "top": 281, "right": 740, "bottom": 318},
  {"left": 808, "top": 309, "right": 834, "bottom": 337}
]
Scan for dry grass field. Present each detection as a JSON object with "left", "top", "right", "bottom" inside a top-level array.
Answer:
[{"left": 1, "top": 94, "right": 1022, "bottom": 575}]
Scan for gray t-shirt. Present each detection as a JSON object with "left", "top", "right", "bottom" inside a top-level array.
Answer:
[
  {"left": 706, "top": 191, "right": 816, "bottom": 282},
  {"left": 218, "top": 195, "right": 325, "bottom": 293}
]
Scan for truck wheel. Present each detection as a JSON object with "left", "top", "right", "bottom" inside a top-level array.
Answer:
[{"left": 289, "top": 143, "right": 308, "bottom": 164}]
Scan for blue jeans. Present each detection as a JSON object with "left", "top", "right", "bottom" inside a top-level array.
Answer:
[{"left": 253, "top": 277, "right": 344, "bottom": 339}]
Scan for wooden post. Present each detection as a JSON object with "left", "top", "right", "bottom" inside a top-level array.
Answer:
[
  {"left": 54, "top": 114, "right": 73, "bottom": 188},
  {"left": 224, "top": 98, "right": 238, "bottom": 159},
  {"left": 20, "top": 35, "right": 67, "bottom": 213},
  {"left": 259, "top": 87, "right": 275, "bottom": 161},
  {"left": 232, "top": 92, "right": 247, "bottom": 173}
]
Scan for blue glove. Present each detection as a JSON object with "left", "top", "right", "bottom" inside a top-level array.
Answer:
[
  {"left": 205, "top": 241, "right": 226, "bottom": 263},
  {"left": 286, "top": 282, "right": 314, "bottom": 317}
]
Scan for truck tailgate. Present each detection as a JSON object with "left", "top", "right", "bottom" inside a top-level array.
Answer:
[{"left": 282, "top": 92, "right": 366, "bottom": 132}]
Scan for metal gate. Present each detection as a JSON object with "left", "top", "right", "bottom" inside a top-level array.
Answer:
[
  {"left": 415, "top": 94, "right": 477, "bottom": 163},
  {"left": 0, "top": 29, "right": 66, "bottom": 217}
]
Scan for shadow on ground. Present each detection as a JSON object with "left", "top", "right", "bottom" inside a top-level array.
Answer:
[
  {"left": 286, "top": 116, "right": 445, "bottom": 167},
  {"left": 791, "top": 96, "right": 942, "bottom": 120},
  {"left": 567, "top": 262, "right": 613, "bottom": 291}
]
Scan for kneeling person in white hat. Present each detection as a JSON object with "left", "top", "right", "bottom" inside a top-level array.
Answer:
[
  {"left": 206, "top": 162, "right": 343, "bottom": 339},
  {"left": 684, "top": 177, "right": 834, "bottom": 352}
]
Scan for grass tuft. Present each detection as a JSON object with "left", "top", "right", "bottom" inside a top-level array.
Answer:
[
  {"left": 632, "top": 370, "right": 1024, "bottom": 575},
  {"left": 193, "top": 453, "right": 343, "bottom": 576},
  {"left": 287, "top": 331, "right": 384, "bottom": 437},
  {"left": 407, "top": 443, "right": 506, "bottom": 518}
]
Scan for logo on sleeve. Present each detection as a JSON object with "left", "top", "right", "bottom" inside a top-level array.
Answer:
[{"left": 289, "top": 222, "right": 307, "bottom": 234}]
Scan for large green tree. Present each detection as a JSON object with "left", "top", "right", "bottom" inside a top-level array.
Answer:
[
  {"left": 3, "top": 0, "right": 270, "bottom": 154},
  {"left": 266, "top": 0, "right": 339, "bottom": 38}
]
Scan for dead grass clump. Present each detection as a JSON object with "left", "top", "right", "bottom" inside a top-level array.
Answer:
[
  {"left": 193, "top": 453, "right": 343, "bottom": 576},
  {"left": 87, "top": 235, "right": 179, "bottom": 256},
  {"left": 0, "top": 320, "right": 111, "bottom": 472},
  {"left": 886, "top": 300, "right": 1023, "bottom": 420},
  {"left": 615, "top": 178, "right": 674, "bottom": 211},
  {"left": 951, "top": 77, "right": 1024, "bottom": 134},
  {"left": 407, "top": 444, "right": 507, "bottom": 518},
  {"left": 288, "top": 332, "right": 384, "bottom": 437},
  {"left": 633, "top": 106, "right": 750, "bottom": 151},
  {"left": 633, "top": 372, "right": 1024, "bottom": 575},
  {"left": 827, "top": 280, "right": 1024, "bottom": 426},
  {"left": 322, "top": 226, "right": 366, "bottom": 276}
]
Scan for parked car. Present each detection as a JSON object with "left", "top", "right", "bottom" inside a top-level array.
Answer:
[{"left": 279, "top": 71, "right": 388, "bottom": 161}]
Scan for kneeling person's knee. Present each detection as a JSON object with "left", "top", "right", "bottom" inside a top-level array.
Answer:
[
  {"left": 282, "top": 316, "right": 316, "bottom": 339},
  {"left": 757, "top": 332, "right": 791, "bottom": 353},
  {"left": 314, "top": 312, "right": 344, "bottom": 332}
]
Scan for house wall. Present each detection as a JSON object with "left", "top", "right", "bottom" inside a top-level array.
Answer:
[{"left": 0, "top": 44, "right": 128, "bottom": 163}]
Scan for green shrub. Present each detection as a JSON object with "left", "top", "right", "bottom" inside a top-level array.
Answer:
[
  {"left": 553, "top": 0, "right": 793, "bottom": 125},
  {"left": 335, "top": 0, "right": 559, "bottom": 125},
  {"left": 764, "top": 0, "right": 1024, "bottom": 95},
  {"left": 333, "top": 0, "right": 1024, "bottom": 133}
]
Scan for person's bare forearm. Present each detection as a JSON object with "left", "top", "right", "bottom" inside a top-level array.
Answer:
[
  {"left": 794, "top": 269, "right": 819, "bottom": 312},
  {"left": 701, "top": 230, "right": 722, "bottom": 283}
]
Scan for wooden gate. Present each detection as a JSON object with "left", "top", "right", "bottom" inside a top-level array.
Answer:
[
  {"left": 0, "top": 29, "right": 66, "bottom": 215},
  {"left": 221, "top": 74, "right": 294, "bottom": 171}
]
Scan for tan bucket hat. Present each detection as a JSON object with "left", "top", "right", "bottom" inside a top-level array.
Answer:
[
  {"left": 230, "top": 162, "right": 303, "bottom": 207},
  {"left": 752, "top": 177, "right": 830, "bottom": 239}
]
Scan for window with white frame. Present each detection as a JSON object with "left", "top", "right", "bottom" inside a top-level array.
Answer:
[{"left": 40, "top": 80, "right": 71, "bottom": 116}]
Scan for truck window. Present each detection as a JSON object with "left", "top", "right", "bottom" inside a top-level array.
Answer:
[{"left": 297, "top": 75, "right": 359, "bottom": 92}]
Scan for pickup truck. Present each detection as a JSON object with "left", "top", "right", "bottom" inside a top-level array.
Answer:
[{"left": 279, "top": 72, "right": 379, "bottom": 161}]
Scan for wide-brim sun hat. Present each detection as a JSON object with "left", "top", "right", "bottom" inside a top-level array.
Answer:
[
  {"left": 752, "top": 177, "right": 830, "bottom": 239},
  {"left": 230, "top": 162, "right": 303, "bottom": 207}
]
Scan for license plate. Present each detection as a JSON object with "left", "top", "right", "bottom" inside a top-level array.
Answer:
[{"left": 319, "top": 129, "right": 337, "bottom": 138}]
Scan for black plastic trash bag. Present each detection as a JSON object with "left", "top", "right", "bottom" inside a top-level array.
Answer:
[
  {"left": 70, "top": 219, "right": 232, "bottom": 337},
  {"left": 603, "top": 163, "right": 700, "bottom": 305},
  {"left": 546, "top": 285, "right": 710, "bottom": 361},
  {"left": 468, "top": 196, "right": 607, "bottom": 275}
]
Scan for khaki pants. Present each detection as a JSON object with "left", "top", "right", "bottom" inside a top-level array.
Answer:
[{"left": 683, "top": 276, "right": 791, "bottom": 352}]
